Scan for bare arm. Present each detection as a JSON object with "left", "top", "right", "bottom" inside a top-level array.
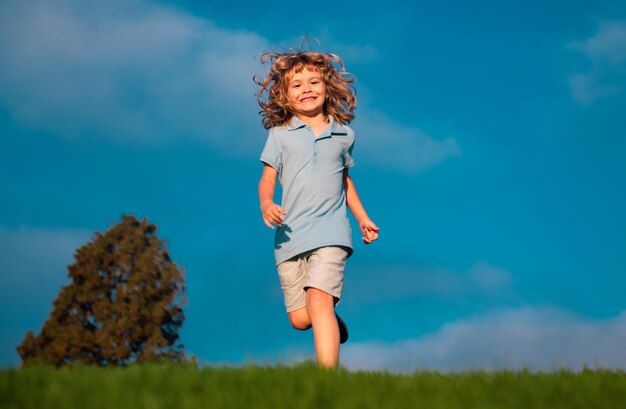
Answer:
[
  {"left": 258, "top": 164, "right": 285, "bottom": 229},
  {"left": 344, "top": 168, "right": 380, "bottom": 244}
]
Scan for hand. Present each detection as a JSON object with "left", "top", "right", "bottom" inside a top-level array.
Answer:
[
  {"left": 359, "top": 220, "right": 380, "bottom": 244},
  {"left": 261, "top": 202, "right": 286, "bottom": 229}
]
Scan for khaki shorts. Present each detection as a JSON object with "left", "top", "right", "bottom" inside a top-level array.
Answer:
[{"left": 276, "top": 246, "right": 348, "bottom": 313}]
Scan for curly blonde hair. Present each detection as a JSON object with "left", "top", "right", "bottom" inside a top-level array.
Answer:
[{"left": 254, "top": 50, "right": 356, "bottom": 129}]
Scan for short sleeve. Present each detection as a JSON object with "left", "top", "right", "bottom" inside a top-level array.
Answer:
[
  {"left": 260, "top": 129, "right": 282, "bottom": 171},
  {"left": 344, "top": 138, "right": 355, "bottom": 168}
]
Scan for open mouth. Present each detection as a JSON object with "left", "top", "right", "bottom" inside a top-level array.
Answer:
[{"left": 300, "top": 96, "right": 317, "bottom": 102}]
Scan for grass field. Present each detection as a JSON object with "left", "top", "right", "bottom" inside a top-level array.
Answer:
[{"left": 2, "top": 363, "right": 626, "bottom": 409}]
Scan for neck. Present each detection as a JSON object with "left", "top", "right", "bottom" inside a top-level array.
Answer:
[{"left": 296, "top": 113, "right": 329, "bottom": 129}]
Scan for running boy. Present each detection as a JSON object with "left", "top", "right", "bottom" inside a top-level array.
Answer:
[{"left": 256, "top": 50, "right": 379, "bottom": 368}]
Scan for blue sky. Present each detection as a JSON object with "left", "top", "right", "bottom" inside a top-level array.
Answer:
[{"left": 1, "top": 0, "right": 625, "bottom": 371}]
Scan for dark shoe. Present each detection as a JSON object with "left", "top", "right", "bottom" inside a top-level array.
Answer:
[{"left": 336, "top": 313, "right": 349, "bottom": 344}]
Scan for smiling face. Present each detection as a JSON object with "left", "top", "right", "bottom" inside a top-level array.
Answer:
[{"left": 286, "top": 66, "right": 327, "bottom": 118}]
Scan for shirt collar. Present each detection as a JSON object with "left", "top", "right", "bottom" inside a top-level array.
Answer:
[{"left": 287, "top": 116, "right": 348, "bottom": 136}]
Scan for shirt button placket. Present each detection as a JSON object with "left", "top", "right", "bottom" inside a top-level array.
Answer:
[{"left": 310, "top": 127, "right": 319, "bottom": 167}]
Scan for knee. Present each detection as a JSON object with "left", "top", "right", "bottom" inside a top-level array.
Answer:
[
  {"left": 288, "top": 310, "right": 311, "bottom": 330},
  {"left": 306, "top": 288, "right": 335, "bottom": 314}
]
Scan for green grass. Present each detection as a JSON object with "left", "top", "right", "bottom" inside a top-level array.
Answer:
[{"left": 2, "top": 363, "right": 625, "bottom": 409}]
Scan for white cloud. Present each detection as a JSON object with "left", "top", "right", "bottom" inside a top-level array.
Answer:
[
  {"left": 353, "top": 110, "right": 461, "bottom": 173},
  {"left": 0, "top": 0, "right": 269, "bottom": 154},
  {"left": 349, "top": 261, "right": 512, "bottom": 305},
  {"left": 571, "top": 21, "right": 626, "bottom": 65},
  {"left": 568, "top": 72, "right": 621, "bottom": 105},
  {"left": 0, "top": 225, "right": 90, "bottom": 305},
  {"left": 467, "top": 261, "right": 512, "bottom": 293},
  {"left": 341, "top": 307, "right": 626, "bottom": 372},
  {"left": 0, "top": 225, "right": 91, "bottom": 365},
  {"left": 568, "top": 20, "right": 626, "bottom": 105}
]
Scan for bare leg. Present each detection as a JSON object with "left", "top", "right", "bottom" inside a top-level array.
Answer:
[
  {"left": 306, "top": 288, "right": 339, "bottom": 368},
  {"left": 288, "top": 307, "right": 311, "bottom": 330}
]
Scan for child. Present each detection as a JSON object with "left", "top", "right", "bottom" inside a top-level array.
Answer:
[{"left": 256, "top": 50, "right": 379, "bottom": 368}]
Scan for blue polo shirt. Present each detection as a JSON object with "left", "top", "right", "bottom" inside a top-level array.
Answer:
[{"left": 260, "top": 116, "right": 355, "bottom": 265}]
